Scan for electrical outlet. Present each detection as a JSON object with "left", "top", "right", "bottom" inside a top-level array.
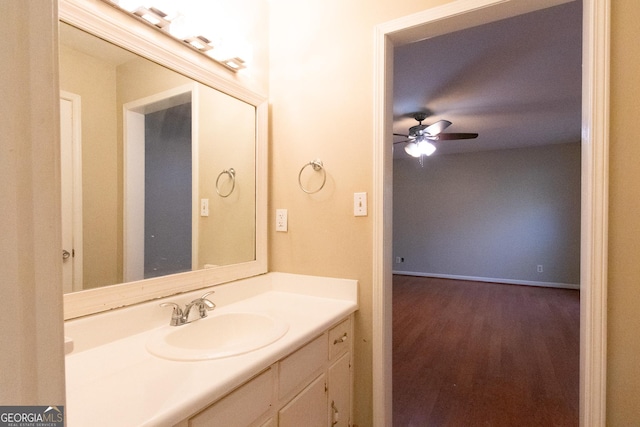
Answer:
[
  {"left": 537, "top": 265, "right": 543, "bottom": 273},
  {"left": 395, "top": 257, "right": 405, "bottom": 263},
  {"left": 200, "top": 198, "right": 209, "bottom": 217},
  {"left": 276, "top": 209, "right": 288, "bottom": 232}
]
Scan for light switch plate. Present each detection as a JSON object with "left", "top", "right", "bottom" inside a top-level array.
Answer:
[{"left": 354, "top": 192, "right": 367, "bottom": 216}]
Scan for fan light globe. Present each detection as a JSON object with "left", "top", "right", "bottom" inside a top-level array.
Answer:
[
  {"left": 404, "top": 140, "right": 436, "bottom": 157},
  {"left": 404, "top": 142, "right": 420, "bottom": 157},
  {"left": 419, "top": 140, "right": 436, "bottom": 156}
]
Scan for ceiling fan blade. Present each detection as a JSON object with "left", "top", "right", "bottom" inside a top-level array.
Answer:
[
  {"left": 393, "top": 140, "right": 410, "bottom": 144},
  {"left": 432, "top": 132, "right": 479, "bottom": 140},
  {"left": 393, "top": 133, "right": 409, "bottom": 138},
  {"left": 424, "top": 120, "right": 452, "bottom": 136}
]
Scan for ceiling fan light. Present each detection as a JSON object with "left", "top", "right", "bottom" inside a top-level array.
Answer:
[
  {"left": 404, "top": 142, "right": 420, "bottom": 157},
  {"left": 418, "top": 140, "right": 436, "bottom": 156}
]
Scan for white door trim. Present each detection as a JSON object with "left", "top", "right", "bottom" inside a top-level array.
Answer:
[
  {"left": 60, "top": 90, "right": 83, "bottom": 293},
  {"left": 372, "top": 0, "right": 609, "bottom": 425}
]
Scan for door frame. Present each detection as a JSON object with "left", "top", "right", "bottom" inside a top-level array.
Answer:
[
  {"left": 60, "top": 90, "right": 83, "bottom": 293},
  {"left": 123, "top": 83, "right": 199, "bottom": 281},
  {"left": 372, "top": 0, "right": 610, "bottom": 425}
]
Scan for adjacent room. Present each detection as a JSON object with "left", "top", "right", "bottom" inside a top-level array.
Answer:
[{"left": 391, "top": 2, "right": 582, "bottom": 424}]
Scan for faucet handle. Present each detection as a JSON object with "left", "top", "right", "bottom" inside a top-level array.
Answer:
[
  {"left": 200, "top": 290, "right": 215, "bottom": 300},
  {"left": 160, "top": 301, "right": 182, "bottom": 312},
  {"left": 192, "top": 291, "right": 216, "bottom": 318},
  {"left": 202, "top": 291, "right": 215, "bottom": 304},
  {"left": 160, "top": 302, "right": 183, "bottom": 326},
  {"left": 192, "top": 291, "right": 216, "bottom": 307}
]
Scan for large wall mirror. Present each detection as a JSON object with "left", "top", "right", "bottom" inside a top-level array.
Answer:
[{"left": 61, "top": 0, "right": 267, "bottom": 319}]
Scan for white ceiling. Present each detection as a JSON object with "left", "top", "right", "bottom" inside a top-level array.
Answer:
[{"left": 392, "top": 1, "right": 582, "bottom": 159}]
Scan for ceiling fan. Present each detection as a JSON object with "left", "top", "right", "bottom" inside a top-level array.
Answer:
[{"left": 393, "top": 112, "right": 478, "bottom": 159}]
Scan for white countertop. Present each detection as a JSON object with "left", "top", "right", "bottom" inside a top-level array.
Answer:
[{"left": 64, "top": 273, "right": 358, "bottom": 426}]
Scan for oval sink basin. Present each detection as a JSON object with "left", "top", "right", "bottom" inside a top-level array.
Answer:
[{"left": 146, "top": 312, "right": 289, "bottom": 361}]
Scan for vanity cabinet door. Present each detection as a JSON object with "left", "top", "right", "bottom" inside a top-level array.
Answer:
[
  {"left": 278, "top": 374, "right": 327, "bottom": 427},
  {"left": 328, "top": 352, "right": 351, "bottom": 427}
]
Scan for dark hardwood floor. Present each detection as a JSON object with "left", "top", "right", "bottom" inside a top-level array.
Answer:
[{"left": 392, "top": 275, "right": 580, "bottom": 427}]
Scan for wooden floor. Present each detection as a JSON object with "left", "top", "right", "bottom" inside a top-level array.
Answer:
[{"left": 392, "top": 275, "right": 580, "bottom": 427}]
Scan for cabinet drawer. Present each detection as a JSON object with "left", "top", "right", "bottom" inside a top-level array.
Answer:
[
  {"left": 279, "top": 333, "right": 327, "bottom": 400},
  {"left": 329, "top": 317, "right": 351, "bottom": 360},
  {"left": 189, "top": 368, "right": 273, "bottom": 427}
]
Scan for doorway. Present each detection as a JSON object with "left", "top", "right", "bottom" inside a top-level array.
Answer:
[
  {"left": 372, "top": 0, "right": 610, "bottom": 425},
  {"left": 123, "top": 84, "right": 199, "bottom": 282}
]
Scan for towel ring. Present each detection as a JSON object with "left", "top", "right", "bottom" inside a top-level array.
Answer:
[
  {"left": 215, "top": 168, "right": 236, "bottom": 197},
  {"left": 298, "top": 159, "right": 326, "bottom": 194}
]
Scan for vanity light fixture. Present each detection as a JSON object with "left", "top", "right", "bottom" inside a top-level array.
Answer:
[
  {"left": 220, "top": 57, "right": 247, "bottom": 71},
  {"left": 132, "top": 6, "right": 171, "bottom": 30},
  {"left": 184, "top": 35, "right": 214, "bottom": 52},
  {"left": 101, "top": 0, "right": 249, "bottom": 73}
]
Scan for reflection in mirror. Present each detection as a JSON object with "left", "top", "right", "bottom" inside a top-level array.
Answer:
[{"left": 59, "top": 22, "right": 256, "bottom": 294}]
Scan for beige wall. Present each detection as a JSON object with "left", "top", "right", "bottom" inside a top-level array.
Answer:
[
  {"left": 221, "top": 0, "right": 270, "bottom": 96},
  {"left": 608, "top": 0, "right": 640, "bottom": 423},
  {"left": 268, "top": 1, "right": 450, "bottom": 425}
]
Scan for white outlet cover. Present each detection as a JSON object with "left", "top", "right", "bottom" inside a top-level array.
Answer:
[{"left": 276, "top": 209, "right": 288, "bottom": 232}]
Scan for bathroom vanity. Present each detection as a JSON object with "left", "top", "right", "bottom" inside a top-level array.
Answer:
[
  {"left": 58, "top": 3, "right": 357, "bottom": 425},
  {"left": 64, "top": 273, "right": 358, "bottom": 426}
]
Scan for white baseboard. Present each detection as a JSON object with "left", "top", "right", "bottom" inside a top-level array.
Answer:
[{"left": 392, "top": 270, "right": 580, "bottom": 290}]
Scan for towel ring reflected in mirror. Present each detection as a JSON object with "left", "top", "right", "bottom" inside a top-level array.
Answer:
[
  {"left": 298, "top": 159, "right": 326, "bottom": 194},
  {"left": 216, "top": 168, "right": 236, "bottom": 197}
]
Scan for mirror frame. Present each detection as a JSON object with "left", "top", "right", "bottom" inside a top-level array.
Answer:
[{"left": 61, "top": 0, "right": 268, "bottom": 319}]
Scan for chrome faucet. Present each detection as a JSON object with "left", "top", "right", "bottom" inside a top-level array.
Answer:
[{"left": 160, "top": 291, "right": 216, "bottom": 326}]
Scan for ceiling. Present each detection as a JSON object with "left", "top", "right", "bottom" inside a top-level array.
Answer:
[{"left": 392, "top": 1, "right": 582, "bottom": 159}]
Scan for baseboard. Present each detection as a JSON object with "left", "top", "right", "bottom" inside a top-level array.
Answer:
[{"left": 392, "top": 270, "right": 580, "bottom": 290}]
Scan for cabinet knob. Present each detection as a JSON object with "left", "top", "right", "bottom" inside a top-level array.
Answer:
[{"left": 333, "top": 333, "right": 348, "bottom": 345}]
